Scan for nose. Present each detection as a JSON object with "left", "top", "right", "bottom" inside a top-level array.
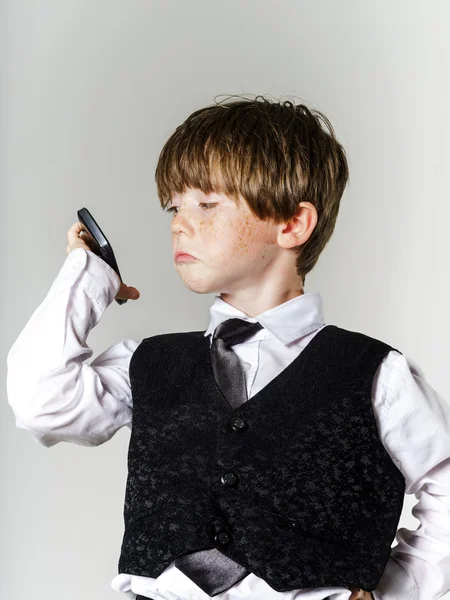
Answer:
[{"left": 170, "top": 207, "right": 193, "bottom": 235}]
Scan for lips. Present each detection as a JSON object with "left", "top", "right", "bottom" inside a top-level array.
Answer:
[{"left": 175, "top": 251, "right": 196, "bottom": 260}]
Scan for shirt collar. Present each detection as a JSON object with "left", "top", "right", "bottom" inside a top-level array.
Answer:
[{"left": 204, "top": 291, "right": 326, "bottom": 345}]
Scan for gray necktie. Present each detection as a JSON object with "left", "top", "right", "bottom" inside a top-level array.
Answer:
[{"left": 175, "top": 318, "right": 264, "bottom": 596}]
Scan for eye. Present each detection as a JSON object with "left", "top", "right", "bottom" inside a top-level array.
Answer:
[{"left": 167, "top": 202, "right": 217, "bottom": 214}]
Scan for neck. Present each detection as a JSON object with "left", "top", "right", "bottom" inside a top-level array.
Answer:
[{"left": 219, "top": 287, "right": 305, "bottom": 318}]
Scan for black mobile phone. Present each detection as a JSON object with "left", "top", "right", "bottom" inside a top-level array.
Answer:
[{"left": 77, "top": 207, "right": 127, "bottom": 305}]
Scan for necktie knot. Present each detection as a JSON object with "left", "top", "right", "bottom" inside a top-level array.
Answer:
[{"left": 213, "top": 318, "right": 263, "bottom": 347}]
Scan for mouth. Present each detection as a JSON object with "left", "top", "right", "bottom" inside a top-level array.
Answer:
[{"left": 175, "top": 251, "right": 197, "bottom": 261}]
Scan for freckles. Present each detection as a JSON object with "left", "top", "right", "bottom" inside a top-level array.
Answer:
[
  {"left": 200, "top": 218, "right": 221, "bottom": 246},
  {"left": 248, "top": 220, "right": 274, "bottom": 260},
  {"left": 199, "top": 212, "right": 268, "bottom": 263},
  {"left": 232, "top": 217, "right": 264, "bottom": 261}
]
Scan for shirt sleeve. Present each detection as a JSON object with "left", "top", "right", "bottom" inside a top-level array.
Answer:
[
  {"left": 370, "top": 350, "right": 450, "bottom": 600},
  {"left": 6, "top": 247, "right": 140, "bottom": 448}
]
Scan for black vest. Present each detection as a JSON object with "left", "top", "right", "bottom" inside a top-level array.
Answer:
[{"left": 118, "top": 324, "right": 405, "bottom": 593}]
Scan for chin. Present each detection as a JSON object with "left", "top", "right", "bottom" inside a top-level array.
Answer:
[{"left": 180, "top": 278, "right": 217, "bottom": 295}]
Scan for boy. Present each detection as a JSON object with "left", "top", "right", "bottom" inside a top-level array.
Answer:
[{"left": 7, "top": 96, "right": 450, "bottom": 600}]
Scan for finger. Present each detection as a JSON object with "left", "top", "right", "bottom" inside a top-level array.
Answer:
[
  {"left": 348, "top": 588, "right": 363, "bottom": 600},
  {"left": 67, "top": 221, "right": 88, "bottom": 244},
  {"left": 349, "top": 589, "right": 373, "bottom": 600},
  {"left": 66, "top": 221, "right": 97, "bottom": 254},
  {"left": 115, "top": 282, "right": 140, "bottom": 300}
]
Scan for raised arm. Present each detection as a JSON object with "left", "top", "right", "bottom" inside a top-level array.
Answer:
[{"left": 6, "top": 227, "right": 141, "bottom": 447}]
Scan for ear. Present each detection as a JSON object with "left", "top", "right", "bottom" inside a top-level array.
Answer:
[{"left": 277, "top": 201, "right": 318, "bottom": 250}]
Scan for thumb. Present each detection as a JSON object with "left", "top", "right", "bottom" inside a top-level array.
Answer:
[
  {"left": 116, "top": 282, "right": 140, "bottom": 300},
  {"left": 348, "top": 588, "right": 363, "bottom": 600}
]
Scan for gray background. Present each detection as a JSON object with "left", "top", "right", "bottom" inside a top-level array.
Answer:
[{"left": 1, "top": 1, "right": 449, "bottom": 598}]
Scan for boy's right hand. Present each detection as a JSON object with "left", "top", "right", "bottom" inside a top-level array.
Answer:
[{"left": 66, "top": 221, "right": 140, "bottom": 301}]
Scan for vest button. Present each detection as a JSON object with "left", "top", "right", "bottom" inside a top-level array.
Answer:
[
  {"left": 220, "top": 472, "right": 238, "bottom": 486},
  {"left": 214, "top": 530, "right": 231, "bottom": 546},
  {"left": 231, "top": 417, "right": 248, "bottom": 431}
]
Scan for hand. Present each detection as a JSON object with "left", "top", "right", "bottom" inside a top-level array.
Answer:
[
  {"left": 348, "top": 587, "right": 374, "bottom": 600},
  {"left": 66, "top": 221, "right": 140, "bottom": 301},
  {"left": 66, "top": 221, "right": 96, "bottom": 255}
]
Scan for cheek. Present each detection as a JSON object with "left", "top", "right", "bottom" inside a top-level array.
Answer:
[
  {"left": 199, "top": 214, "right": 272, "bottom": 259},
  {"left": 198, "top": 217, "right": 224, "bottom": 245},
  {"left": 230, "top": 217, "right": 273, "bottom": 260}
]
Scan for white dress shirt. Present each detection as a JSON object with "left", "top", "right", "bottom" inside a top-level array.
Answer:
[{"left": 6, "top": 247, "right": 450, "bottom": 600}]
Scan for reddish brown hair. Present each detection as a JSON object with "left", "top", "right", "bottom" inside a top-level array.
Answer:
[{"left": 155, "top": 94, "right": 349, "bottom": 285}]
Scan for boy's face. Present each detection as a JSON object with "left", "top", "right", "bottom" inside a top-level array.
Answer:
[{"left": 168, "top": 187, "right": 283, "bottom": 296}]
